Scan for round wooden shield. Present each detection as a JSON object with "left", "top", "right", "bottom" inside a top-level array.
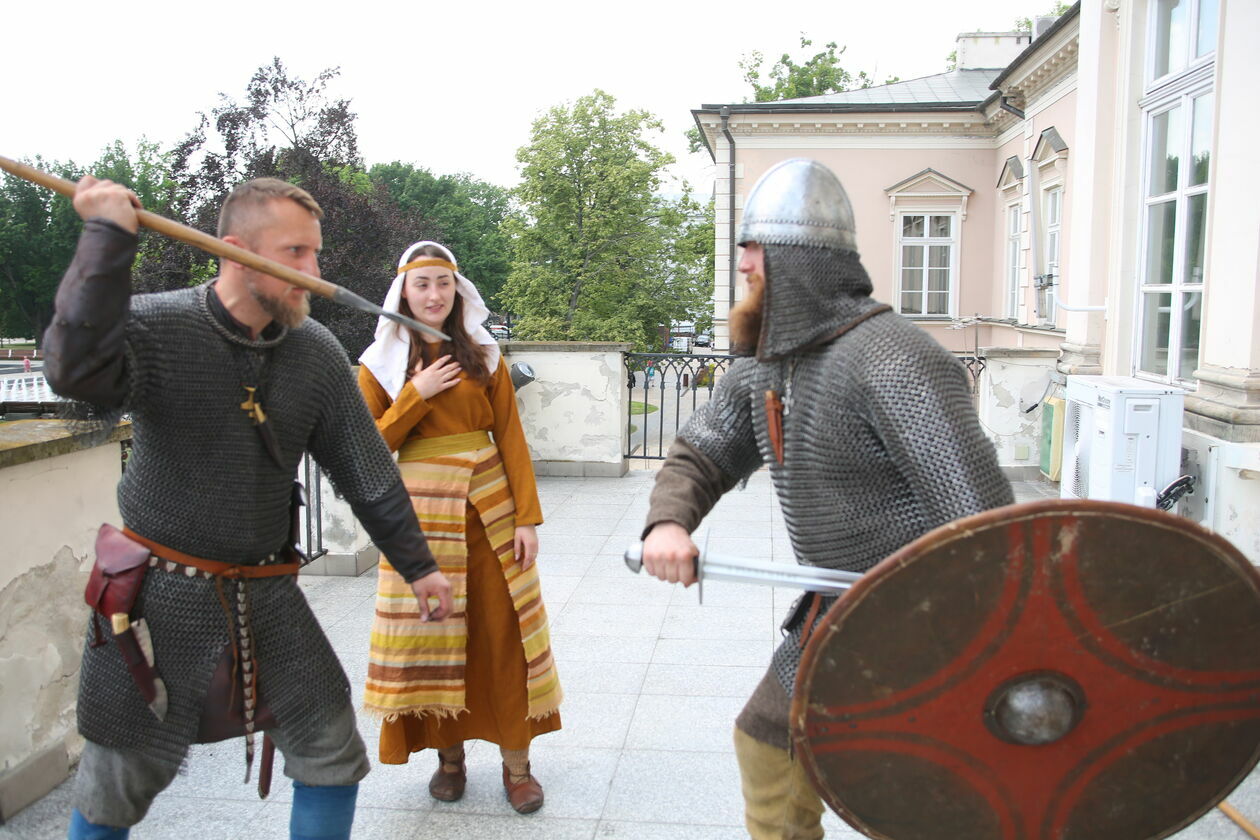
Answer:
[{"left": 792, "top": 499, "right": 1260, "bottom": 840}]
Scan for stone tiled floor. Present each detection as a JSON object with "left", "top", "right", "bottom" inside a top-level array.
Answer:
[{"left": 5, "top": 471, "right": 1258, "bottom": 838}]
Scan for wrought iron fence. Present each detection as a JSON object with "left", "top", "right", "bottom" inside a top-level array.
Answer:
[
  {"left": 297, "top": 454, "right": 328, "bottom": 563},
  {"left": 623, "top": 351, "right": 986, "bottom": 460},
  {"left": 958, "top": 354, "right": 986, "bottom": 394},
  {"left": 624, "top": 352, "right": 739, "bottom": 460}
]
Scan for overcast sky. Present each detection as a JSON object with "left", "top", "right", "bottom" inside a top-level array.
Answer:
[{"left": 3, "top": 0, "right": 1033, "bottom": 195}]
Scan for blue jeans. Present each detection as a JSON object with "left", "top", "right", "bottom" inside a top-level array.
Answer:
[
  {"left": 68, "top": 809, "right": 128, "bottom": 840},
  {"left": 290, "top": 781, "right": 358, "bottom": 840}
]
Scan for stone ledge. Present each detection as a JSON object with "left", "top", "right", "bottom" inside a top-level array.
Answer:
[
  {"left": 980, "top": 347, "right": 1060, "bottom": 359},
  {"left": 533, "top": 459, "right": 628, "bottom": 478},
  {"left": 502, "top": 342, "right": 634, "bottom": 353},
  {"left": 300, "top": 545, "right": 380, "bottom": 577},
  {"left": 0, "top": 419, "right": 132, "bottom": 470},
  {"left": 0, "top": 741, "right": 70, "bottom": 824},
  {"left": 1002, "top": 465, "right": 1048, "bottom": 481}
]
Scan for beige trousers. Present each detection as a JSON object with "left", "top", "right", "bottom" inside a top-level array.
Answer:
[{"left": 734, "top": 726, "right": 826, "bottom": 840}]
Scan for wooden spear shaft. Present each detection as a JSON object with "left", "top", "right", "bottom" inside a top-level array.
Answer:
[
  {"left": 1220, "top": 802, "right": 1260, "bottom": 840},
  {"left": 0, "top": 155, "right": 448, "bottom": 341}
]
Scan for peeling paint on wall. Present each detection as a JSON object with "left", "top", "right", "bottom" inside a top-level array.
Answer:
[{"left": 0, "top": 548, "right": 90, "bottom": 772}]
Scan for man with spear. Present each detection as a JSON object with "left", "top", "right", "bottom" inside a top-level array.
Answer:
[{"left": 43, "top": 173, "right": 453, "bottom": 840}]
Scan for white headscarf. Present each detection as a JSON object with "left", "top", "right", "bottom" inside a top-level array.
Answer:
[{"left": 358, "top": 240, "right": 501, "bottom": 400}]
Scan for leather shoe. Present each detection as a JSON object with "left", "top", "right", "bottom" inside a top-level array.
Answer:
[
  {"left": 429, "top": 755, "right": 466, "bottom": 802},
  {"left": 502, "top": 763, "right": 544, "bottom": 814}
]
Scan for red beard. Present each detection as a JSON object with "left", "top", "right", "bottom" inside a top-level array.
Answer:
[{"left": 728, "top": 274, "right": 765, "bottom": 354}]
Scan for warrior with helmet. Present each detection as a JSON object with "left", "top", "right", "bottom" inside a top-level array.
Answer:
[{"left": 639, "top": 158, "right": 1014, "bottom": 839}]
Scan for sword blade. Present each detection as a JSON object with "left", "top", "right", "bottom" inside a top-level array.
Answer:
[{"left": 623, "top": 542, "right": 860, "bottom": 594}]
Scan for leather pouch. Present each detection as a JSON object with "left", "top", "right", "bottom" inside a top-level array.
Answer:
[
  {"left": 85, "top": 524, "right": 152, "bottom": 647},
  {"left": 197, "top": 642, "right": 277, "bottom": 743}
]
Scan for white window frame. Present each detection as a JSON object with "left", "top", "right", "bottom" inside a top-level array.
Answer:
[
  {"left": 1039, "top": 185, "right": 1063, "bottom": 326},
  {"left": 1134, "top": 0, "right": 1216, "bottom": 385},
  {"left": 1005, "top": 202, "right": 1023, "bottom": 320},
  {"left": 1146, "top": 0, "right": 1218, "bottom": 93},
  {"left": 894, "top": 210, "right": 959, "bottom": 319}
]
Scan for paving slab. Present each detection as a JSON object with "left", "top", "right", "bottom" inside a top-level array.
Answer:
[{"left": 10, "top": 473, "right": 1257, "bottom": 840}]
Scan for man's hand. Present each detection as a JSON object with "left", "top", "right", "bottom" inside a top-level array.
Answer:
[
  {"left": 73, "top": 175, "right": 141, "bottom": 234},
  {"left": 642, "top": 522, "right": 699, "bottom": 587},
  {"left": 409, "top": 570, "right": 453, "bottom": 622},
  {"left": 514, "top": 524, "right": 538, "bottom": 571}
]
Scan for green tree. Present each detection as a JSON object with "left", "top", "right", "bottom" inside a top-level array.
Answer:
[
  {"left": 503, "top": 91, "right": 713, "bottom": 350},
  {"left": 157, "top": 59, "right": 440, "bottom": 355},
  {"left": 689, "top": 35, "right": 899, "bottom": 153},
  {"left": 370, "top": 163, "right": 513, "bottom": 309},
  {"left": 0, "top": 157, "right": 84, "bottom": 345},
  {"left": 740, "top": 36, "right": 897, "bottom": 103},
  {"left": 1015, "top": 2, "right": 1072, "bottom": 32}
]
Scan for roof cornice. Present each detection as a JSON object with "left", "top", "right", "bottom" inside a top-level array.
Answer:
[{"left": 989, "top": 3, "right": 1082, "bottom": 102}]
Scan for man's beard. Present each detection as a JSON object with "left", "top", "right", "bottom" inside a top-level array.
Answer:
[
  {"left": 728, "top": 274, "right": 765, "bottom": 353},
  {"left": 247, "top": 276, "right": 310, "bottom": 329}
]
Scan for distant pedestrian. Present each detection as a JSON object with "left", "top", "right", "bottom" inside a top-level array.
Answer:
[{"left": 23, "top": 355, "right": 31, "bottom": 373}]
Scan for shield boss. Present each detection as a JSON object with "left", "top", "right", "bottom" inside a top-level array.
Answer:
[{"left": 792, "top": 499, "right": 1260, "bottom": 840}]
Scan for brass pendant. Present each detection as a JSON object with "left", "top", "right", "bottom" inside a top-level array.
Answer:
[{"left": 240, "top": 386, "right": 268, "bottom": 425}]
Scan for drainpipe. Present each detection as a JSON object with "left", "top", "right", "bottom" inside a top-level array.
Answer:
[
  {"left": 1027, "top": 144, "right": 1041, "bottom": 322},
  {"left": 720, "top": 107, "right": 737, "bottom": 323},
  {"left": 1000, "top": 96, "right": 1026, "bottom": 120}
]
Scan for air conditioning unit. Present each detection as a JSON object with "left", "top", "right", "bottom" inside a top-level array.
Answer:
[{"left": 1061, "top": 376, "right": 1184, "bottom": 507}]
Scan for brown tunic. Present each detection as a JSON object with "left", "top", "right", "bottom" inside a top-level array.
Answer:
[{"left": 359, "top": 357, "right": 560, "bottom": 757}]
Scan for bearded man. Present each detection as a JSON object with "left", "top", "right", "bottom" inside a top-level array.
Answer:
[
  {"left": 44, "top": 176, "right": 452, "bottom": 840},
  {"left": 640, "top": 158, "right": 1014, "bottom": 839}
]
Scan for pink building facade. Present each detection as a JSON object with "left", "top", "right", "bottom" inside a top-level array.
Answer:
[{"left": 692, "top": 0, "right": 1260, "bottom": 559}]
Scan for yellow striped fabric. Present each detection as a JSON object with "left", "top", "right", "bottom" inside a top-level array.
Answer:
[{"left": 363, "top": 437, "right": 562, "bottom": 722}]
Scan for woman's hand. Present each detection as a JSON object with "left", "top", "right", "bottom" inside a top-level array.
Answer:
[
  {"left": 514, "top": 525, "right": 539, "bottom": 571},
  {"left": 409, "top": 355, "right": 461, "bottom": 399}
]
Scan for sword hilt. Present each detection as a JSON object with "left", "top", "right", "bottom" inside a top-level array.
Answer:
[{"left": 623, "top": 540, "right": 705, "bottom": 603}]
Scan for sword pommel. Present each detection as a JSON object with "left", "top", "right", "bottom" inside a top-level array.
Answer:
[{"left": 624, "top": 542, "right": 644, "bottom": 574}]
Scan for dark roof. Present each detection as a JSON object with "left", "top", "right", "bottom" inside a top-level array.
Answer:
[
  {"left": 773, "top": 69, "right": 1001, "bottom": 107},
  {"left": 697, "top": 69, "right": 1001, "bottom": 114}
]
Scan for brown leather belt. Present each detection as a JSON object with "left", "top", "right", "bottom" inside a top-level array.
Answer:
[
  {"left": 121, "top": 526, "right": 290, "bottom": 798},
  {"left": 123, "top": 528, "right": 300, "bottom": 578}
]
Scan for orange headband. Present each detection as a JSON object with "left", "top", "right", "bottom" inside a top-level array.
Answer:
[{"left": 398, "top": 257, "right": 457, "bottom": 275}]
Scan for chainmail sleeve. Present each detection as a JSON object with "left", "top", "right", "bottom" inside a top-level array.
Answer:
[
  {"left": 644, "top": 360, "right": 764, "bottom": 534},
  {"left": 860, "top": 330, "right": 1014, "bottom": 527},
  {"left": 676, "top": 358, "right": 764, "bottom": 482},
  {"left": 43, "top": 219, "right": 144, "bottom": 437},
  {"left": 306, "top": 329, "right": 437, "bottom": 581}
]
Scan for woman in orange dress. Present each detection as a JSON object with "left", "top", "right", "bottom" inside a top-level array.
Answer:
[{"left": 358, "top": 241, "right": 562, "bottom": 814}]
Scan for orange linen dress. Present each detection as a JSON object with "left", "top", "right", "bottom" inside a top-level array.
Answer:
[{"left": 359, "top": 356, "right": 561, "bottom": 761}]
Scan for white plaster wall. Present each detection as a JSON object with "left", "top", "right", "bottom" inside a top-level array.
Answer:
[
  {"left": 976, "top": 349, "right": 1059, "bottom": 469},
  {"left": 311, "top": 467, "right": 361, "bottom": 556},
  {"left": 0, "top": 443, "right": 121, "bottom": 775},
  {"left": 503, "top": 344, "right": 628, "bottom": 468},
  {"left": 957, "top": 33, "right": 1030, "bottom": 70}
]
